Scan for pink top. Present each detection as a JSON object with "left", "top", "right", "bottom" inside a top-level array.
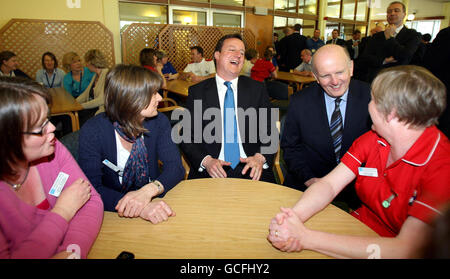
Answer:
[{"left": 0, "top": 141, "right": 104, "bottom": 259}]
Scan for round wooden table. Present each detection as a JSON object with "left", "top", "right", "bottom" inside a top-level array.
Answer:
[{"left": 88, "top": 178, "right": 377, "bottom": 259}]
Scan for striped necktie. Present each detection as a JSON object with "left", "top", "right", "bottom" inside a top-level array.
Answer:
[
  {"left": 330, "top": 97, "right": 343, "bottom": 164},
  {"left": 223, "top": 81, "right": 240, "bottom": 169}
]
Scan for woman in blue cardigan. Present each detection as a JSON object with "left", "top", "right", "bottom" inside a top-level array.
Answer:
[{"left": 79, "top": 64, "right": 184, "bottom": 224}]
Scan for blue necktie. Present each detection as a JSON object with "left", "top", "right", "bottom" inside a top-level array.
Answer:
[
  {"left": 330, "top": 97, "right": 343, "bottom": 164},
  {"left": 223, "top": 81, "right": 240, "bottom": 169}
]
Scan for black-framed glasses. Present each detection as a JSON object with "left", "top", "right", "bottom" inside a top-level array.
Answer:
[{"left": 23, "top": 118, "right": 51, "bottom": 136}]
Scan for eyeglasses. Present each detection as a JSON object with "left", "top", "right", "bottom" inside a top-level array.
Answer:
[{"left": 23, "top": 118, "right": 51, "bottom": 136}]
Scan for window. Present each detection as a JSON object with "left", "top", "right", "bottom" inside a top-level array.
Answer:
[
  {"left": 299, "top": 0, "right": 317, "bottom": 15},
  {"left": 356, "top": 0, "right": 367, "bottom": 21},
  {"left": 326, "top": 0, "right": 341, "bottom": 18},
  {"left": 172, "top": 9, "right": 207, "bottom": 25},
  {"left": 211, "top": 0, "right": 244, "bottom": 6},
  {"left": 119, "top": 2, "right": 167, "bottom": 29},
  {"left": 213, "top": 12, "right": 242, "bottom": 28},
  {"left": 342, "top": 0, "right": 355, "bottom": 20},
  {"left": 405, "top": 20, "right": 441, "bottom": 41}
]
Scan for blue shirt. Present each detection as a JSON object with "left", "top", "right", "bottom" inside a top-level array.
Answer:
[
  {"left": 324, "top": 89, "right": 349, "bottom": 128},
  {"left": 271, "top": 57, "right": 278, "bottom": 67},
  {"left": 63, "top": 67, "right": 95, "bottom": 98},
  {"left": 306, "top": 38, "right": 325, "bottom": 54},
  {"left": 35, "top": 68, "right": 65, "bottom": 88},
  {"left": 162, "top": 61, "right": 177, "bottom": 75}
]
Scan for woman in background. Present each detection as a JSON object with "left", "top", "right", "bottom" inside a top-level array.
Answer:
[
  {"left": 139, "top": 48, "right": 166, "bottom": 89},
  {"left": 62, "top": 52, "right": 94, "bottom": 98},
  {"left": 0, "top": 51, "right": 30, "bottom": 78},
  {"left": 35, "top": 52, "right": 65, "bottom": 88}
]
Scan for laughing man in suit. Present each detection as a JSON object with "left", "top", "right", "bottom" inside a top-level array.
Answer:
[
  {"left": 281, "top": 44, "right": 371, "bottom": 209},
  {"left": 180, "top": 34, "right": 277, "bottom": 183}
]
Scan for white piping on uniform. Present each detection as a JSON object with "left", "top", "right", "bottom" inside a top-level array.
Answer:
[{"left": 402, "top": 133, "right": 440, "bottom": 167}]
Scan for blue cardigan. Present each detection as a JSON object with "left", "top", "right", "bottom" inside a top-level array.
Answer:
[{"left": 78, "top": 112, "right": 184, "bottom": 211}]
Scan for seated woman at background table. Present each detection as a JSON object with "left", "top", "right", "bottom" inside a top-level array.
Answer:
[
  {"left": 0, "top": 51, "right": 30, "bottom": 78},
  {"left": 35, "top": 52, "right": 65, "bottom": 88},
  {"left": 139, "top": 48, "right": 166, "bottom": 89},
  {"left": 62, "top": 52, "right": 94, "bottom": 98},
  {"left": 76, "top": 49, "right": 109, "bottom": 127},
  {"left": 79, "top": 64, "right": 184, "bottom": 224},
  {"left": 268, "top": 65, "right": 450, "bottom": 258},
  {"left": 0, "top": 77, "right": 103, "bottom": 259},
  {"left": 156, "top": 50, "right": 178, "bottom": 81}
]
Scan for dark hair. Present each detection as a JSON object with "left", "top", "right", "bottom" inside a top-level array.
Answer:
[
  {"left": 0, "top": 51, "right": 16, "bottom": 66},
  {"left": 263, "top": 48, "right": 273, "bottom": 61},
  {"left": 41, "top": 52, "right": 58, "bottom": 69},
  {"left": 104, "top": 64, "right": 162, "bottom": 138},
  {"left": 422, "top": 33, "right": 432, "bottom": 42},
  {"left": 0, "top": 77, "right": 51, "bottom": 180},
  {"left": 353, "top": 29, "right": 361, "bottom": 35},
  {"left": 190, "top": 46, "right": 204, "bottom": 57},
  {"left": 245, "top": 48, "right": 258, "bottom": 60},
  {"left": 294, "top": 24, "right": 302, "bottom": 32},
  {"left": 214, "top": 33, "right": 244, "bottom": 53},
  {"left": 139, "top": 48, "right": 156, "bottom": 67},
  {"left": 389, "top": 1, "right": 406, "bottom": 12}
]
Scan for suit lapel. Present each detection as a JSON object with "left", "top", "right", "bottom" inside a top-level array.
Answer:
[
  {"left": 342, "top": 80, "right": 357, "bottom": 152},
  {"left": 313, "top": 85, "right": 335, "bottom": 156}
]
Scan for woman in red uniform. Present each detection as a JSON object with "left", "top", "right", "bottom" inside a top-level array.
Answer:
[{"left": 268, "top": 65, "right": 450, "bottom": 258}]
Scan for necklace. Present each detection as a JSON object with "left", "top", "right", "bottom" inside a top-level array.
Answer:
[{"left": 4, "top": 165, "right": 30, "bottom": 191}]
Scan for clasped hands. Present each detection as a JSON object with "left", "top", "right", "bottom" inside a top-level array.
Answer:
[
  {"left": 203, "top": 153, "right": 266, "bottom": 181},
  {"left": 267, "top": 207, "right": 309, "bottom": 253},
  {"left": 115, "top": 183, "right": 175, "bottom": 224}
]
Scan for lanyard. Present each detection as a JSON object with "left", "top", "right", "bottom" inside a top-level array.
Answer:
[
  {"left": 45, "top": 70, "right": 56, "bottom": 88},
  {"left": 71, "top": 71, "right": 83, "bottom": 95}
]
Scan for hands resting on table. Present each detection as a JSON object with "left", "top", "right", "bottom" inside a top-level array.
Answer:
[
  {"left": 115, "top": 181, "right": 175, "bottom": 224},
  {"left": 267, "top": 207, "right": 308, "bottom": 253}
]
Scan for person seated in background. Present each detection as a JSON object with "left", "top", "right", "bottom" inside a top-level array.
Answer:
[
  {"left": 0, "top": 51, "right": 30, "bottom": 78},
  {"left": 269, "top": 65, "right": 450, "bottom": 258},
  {"left": 251, "top": 48, "right": 277, "bottom": 82},
  {"left": 292, "top": 49, "right": 313, "bottom": 77},
  {"left": 266, "top": 46, "right": 279, "bottom": 71},
  {"left": 156, "top": 50, "right": 178, "bottom": 81},
  {"left": 35, "top": 52, "right": 65, "bottom": 88},
  {"left": 240, "top": 48, "right": 258, "bottom": 77},
  {"left": 62, "top": 52, "right": 95, "bottom": 98},
  {"left": 179, "top": 46, "right": 215, "bottom": 82},
  {"left": 76, "top": 49, "right": 109, "bottom": 127},
  {"left": 79, "top": 65, "right": 184, "bottom": 224},
  {"left": 139, "top": 48, "right": 166, "bottom": 89},
  {"left": 0, "top": 77, "right": 103, "bottom": 259}
]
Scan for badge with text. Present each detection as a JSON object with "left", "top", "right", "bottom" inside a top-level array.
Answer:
[
  {"left": 49, "top": 172, "right": 69, "bottom": 197},
  {"left": 358, "top": 167, "right": 378, "bottom": 177}
]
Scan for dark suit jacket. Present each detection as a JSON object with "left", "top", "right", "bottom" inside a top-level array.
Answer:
[
  {"left": 278, "top": 32, "right": 307, "bottom": 71},
  {"left": 360, "top": 26, "right": 421, "bottom": 82},
  {"left": 281, "top": 79, "right": 371, "bottom": 189},
  {"left": 326, "top": 38, "right": 346, "bottom": 46},
  {"left": 180, "top": 76, "right": 276, "bottom": 180},
  {"left": 79, "top": 113, "right": 185, "bottom": 211},
  {"left": 345, "top": 39, "right": 361, "bottom": 60}
]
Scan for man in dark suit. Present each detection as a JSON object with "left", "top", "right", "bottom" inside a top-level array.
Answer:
[
  {"left": 359, "top": 1, "right": 421, "bottom": 82},
  {"left": 278, "top": 24, "right": 307, "bottom": 72},
  {"left": 326, "top": 29, "right": 346, "bottom": 46},
  {"left": 180, "top": 34, "right": 277, "bottom": 183},
  {"left": 281, "top": 44, "right": 371, "bottom": 209},
  {"left": 345, "top": 29, "right": 362, "bottom": 60}
]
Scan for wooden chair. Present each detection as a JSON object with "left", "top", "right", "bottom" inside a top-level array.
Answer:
[{"left": 273, "top": 121, "right": 285, "bottom": 184}]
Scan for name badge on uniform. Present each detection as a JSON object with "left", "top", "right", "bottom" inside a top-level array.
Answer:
[
  {"left": 49, "top": 172, "right": 69, "bottom": 197},
  {"left": 358, "top": 167, "right": 378, "bottom": 177}
]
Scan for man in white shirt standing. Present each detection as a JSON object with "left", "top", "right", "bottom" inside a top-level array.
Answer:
[
  {"left": 180, "top": 34, "right": 276, "bottom": 183},
  {"left": 180, "top": 46, "right": 216, "bottom": 82}
]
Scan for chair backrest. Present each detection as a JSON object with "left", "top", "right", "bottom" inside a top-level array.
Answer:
[
  {"left": 59, "top": 130, "right": 80, "bottom": 162},
  {"left": 265, "top": 80, "right": 289, "bottom": 100}
]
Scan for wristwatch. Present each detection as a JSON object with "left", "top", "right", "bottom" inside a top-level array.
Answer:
[{"left": 152, "top": 180, "right": 163, "bottom": 194}]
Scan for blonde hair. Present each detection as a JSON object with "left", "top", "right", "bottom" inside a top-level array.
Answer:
[
  {"left": 84, "top": 49, "right": 108, "bottom": 69},
  {"left": 62, "top": 52, "right": 80, "bottom": 72},
  {"left": 371, "top": 65, "right": 446, "bottom": 128}
]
